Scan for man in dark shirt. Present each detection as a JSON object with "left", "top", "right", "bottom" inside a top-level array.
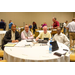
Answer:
[
  {"left": 52, "top": 17, "right": 60, "bottom": 29},
  {"left": 0, "top": 19, "right": 6, "bottom": 30},
  {"left": 2, "top": 24, "right": 21, "bottom": 50},
  {"left": 32, "top": 22, "right": 37, "bottom": 34}
]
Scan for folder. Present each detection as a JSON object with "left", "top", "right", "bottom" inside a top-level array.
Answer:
[{"left": 4, "top": 43, "right": 16, "bottom": 47}]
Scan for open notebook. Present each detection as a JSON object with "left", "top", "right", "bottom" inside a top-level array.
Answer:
[{"left": 4, "top": 43, "right": 16, "bottom": 47}]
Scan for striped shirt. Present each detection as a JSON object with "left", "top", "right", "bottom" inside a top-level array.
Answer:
[{"left": 67, "top": 21, "right": 75, "bottom": 32}]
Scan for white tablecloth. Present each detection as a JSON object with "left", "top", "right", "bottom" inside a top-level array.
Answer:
[
  {"left": 0, "top": 31, "right": 6, "bottom": 45},
  {"left": 36, "top": 30, "right": 52, "bottom": 33},
  {"left": 4, "top": 40, "right": 70, "bottom": 62}
]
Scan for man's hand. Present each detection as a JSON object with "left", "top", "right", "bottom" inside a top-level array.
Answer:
[
  {"left": 15, "top": 40, "right": 19, "bottom": 42},
  {"left": 12, "top": 40, "right": 19, "bottom": 43},
  {"left": 12, "top": 40, "right": 16, "bottom": 43},
  {"left": 35, "top": 37, "right": 39, "bottom": 41}
]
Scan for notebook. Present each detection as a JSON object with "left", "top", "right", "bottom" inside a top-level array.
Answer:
[
  {"left": 54, "top": 50, "right": 68, "bottom": 57},
  {"left": 4, "top": 43, "right": 16, "bottom": 47}
]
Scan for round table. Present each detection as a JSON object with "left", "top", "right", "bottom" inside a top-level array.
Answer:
[
  {"left": 4, "top": 40, "right": 70, "bottom": 62},
  {"left": 0, "top": 31, "right": 6, "bottom": 45}
]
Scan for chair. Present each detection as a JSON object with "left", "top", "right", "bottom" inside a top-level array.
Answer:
[
  {"left": 51, "top": 30, "right": 57, "bottom": 36},
  {"left": 0, "top": 60, "right": 7, "bottom": 62},
  {"left": 0, "top": 29, "right": 3, "bottom": 31},
  {"left": 0, "top": 50, "right": 4, "bottom": 57},
  {"left": 31, "top": 28, "right": 33, "bottom": 34},
  {"left": 35, "top": 29, "right": 39, "bottom": 31},
  {"left": 35, "top": 32, "right": 39, "bottom": 38},
  {"left": 0, "top": 50, "right": 4, "bottom": 60},
  {"left": 61, "top": 28, "right": 64, "bottom": 33},
  {"left": 70, "top": 47, "right": 75, "bottom": 62},
  {"left": 19, "top": 28, "right": 24, "bottom": 35},
  {"left": 70, "top": 53, "right": 75, "bottom": 62}
]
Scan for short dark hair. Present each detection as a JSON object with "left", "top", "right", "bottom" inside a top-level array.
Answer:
[
  {"left": 11, "top": 24, "right": 16, "bottom": 27},
  {"left": 72, "top": 18, "right": 75, "bottom": 21},
  {"left": 1, "top": 19, "right": 3, "bottom": 21}
]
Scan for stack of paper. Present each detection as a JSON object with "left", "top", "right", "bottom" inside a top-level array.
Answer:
[
  {"left": 15, "top": 40, "right": 33, "bottom": 47},
  {"left": 4, "top": 43, "right": 16, "bottom": 47},
  {"left": 15, "top": 40, "right": 26, "bottom": 47}
]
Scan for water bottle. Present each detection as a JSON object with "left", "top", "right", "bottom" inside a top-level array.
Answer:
[
  {"left": 49, "top": 44, "right": 52, "bottom": 53},
  {"left": 50, "top": 38, "right": 52, "bottom": 42}
]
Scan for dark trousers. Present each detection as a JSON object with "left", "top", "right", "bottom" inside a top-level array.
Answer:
[{"left": 33, "top": 29, "right": 35, "bottom": 34}]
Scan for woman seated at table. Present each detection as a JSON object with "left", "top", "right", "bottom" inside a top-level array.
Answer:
[
  {"left": 36, "top": 26, "right": 51, "bottom": 41},
  {"left": 21, "top": 25, "right": 34, "bottom": 40},
  {"left": 2, "top": 24, "right": 21, "bottom": 50}
]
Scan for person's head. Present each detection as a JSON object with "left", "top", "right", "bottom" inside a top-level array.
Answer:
[
  {"left": 9, "top": 20, "right": 12, "bottom": 23},
  {"left": 11, "top": 24, "right": 16, "bottom": 32},
  {"left": 3, "top": 20, "right": 5, "bottom": 22},
  {"left": 72, "top": 18, "right": 75, "bottom": 21},
  {"left": 57, "top": 27, "right": 61, "bottom": 35},
  {"left": 1, "top": 19, "right": 3, "bottom": 22},
  {"left": 44, "top": 22, "right": 46, "bottom": 24},
  {"left": 24, "top": 25, "right": 29, "bottom": 32},
  {"left": 43, "top": 26, "right": 47, "bottom": 33},
  {"left": 29, "top": 24, "right": 31, "bottom": 26},
  {"left": 33, "top": 22, "right": 36, "bottom": 25},
  {"left": 52, "top": 17, "right": 57, "bottom": 22},
  {"left": 65, "top": 20, "right": 68, "bottom": 23}
]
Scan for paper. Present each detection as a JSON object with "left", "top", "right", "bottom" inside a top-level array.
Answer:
[
  {"left": 4, "top": 43, "right": 16, "bottom": 47},
  {"left": 54, "top": 50, "right": 67, "bottom": 55},
  {"left": 15, "top": 40, "right": 33, "bottom": 47}
]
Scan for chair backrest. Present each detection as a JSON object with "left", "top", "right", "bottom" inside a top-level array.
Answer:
[
  {"left": 0, "top": 50, "right": 4, "bottom": 57},
  {"left": 0, "top": 29, "right": 3, "bottom": 31},
  {"left": 0, "top": 60, "right": 7, "bottom": 62},
  {"left": 35, "top": 32, "right": 39, "bottom": 38}
]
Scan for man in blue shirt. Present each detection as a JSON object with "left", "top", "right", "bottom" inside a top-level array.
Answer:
[
  {"left": 29, "top": 24, "right": 32, "bottom": 31},
  {"left": 9, "top": 20, "right": 13, "bottom": 29},
  {"left": 29, "top": 24, "right": 32, "bottom": 29}
]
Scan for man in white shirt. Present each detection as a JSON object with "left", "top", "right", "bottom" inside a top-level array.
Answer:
[
  {"left": 63, "top": 20, "right": 68, "bottom": 34},
  {"left": 67, "top": 18, "right": 75, "bottom": 47},
  {"left": 21, "top": 25, "right": 34, "bottom": 40},
  {"left": 52, "top": 27, "right": 69, "bottom": 46}
]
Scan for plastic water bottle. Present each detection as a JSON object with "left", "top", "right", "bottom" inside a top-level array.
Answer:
[
  {"left": 49, "top": 38, "right": 52, "bottom": 53},
  {"left": 50, "top": 38, "right": 52, "bottom": 42},
  {"left": 49, "top": 44, "right": 52, "bottom": 53}
]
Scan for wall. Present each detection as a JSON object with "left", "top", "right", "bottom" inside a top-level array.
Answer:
[
  {"left": 73, "top": 12, "right": 75, "bottom": 18},
  {"left": 0, "top": 12, "right": 74, "bottom": 30}
]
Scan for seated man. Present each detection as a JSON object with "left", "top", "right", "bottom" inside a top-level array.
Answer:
[
  {"left": 2, "top": 24, "right": 21, "bottom": 50},
  {"left": 21, "top": 25, "right": 34, "bottom": 40},
  {"left": 52, "top": 27, "right": 69, "bottom": 46},
  {"left": 36, "top": 26, "right": 51, "bottom": 41}
]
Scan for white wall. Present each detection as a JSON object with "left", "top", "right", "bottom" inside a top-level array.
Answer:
[{"left": 0, "top": 12, "right": 74, "bottom": 30}]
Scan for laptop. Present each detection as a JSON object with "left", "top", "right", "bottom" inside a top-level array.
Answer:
[
  {"left": 44, "top": 38, "right": 49, "bottom": 41},
  {"left": 26, "top": 39, "right": 33, "bottom": 42},
  {"left": 37, "top": 38, "right": 49, "bottom": 43},
  {"left": 50, "top": 41, "right": 59, "bottom": 52}
]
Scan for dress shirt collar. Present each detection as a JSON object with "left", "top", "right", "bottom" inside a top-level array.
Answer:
[
  {"left": 56, "top": 32, "right": 62, "bottom": 36},
  {"left": 25, "top": 30, "right": 29, "bottom": 33}
]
